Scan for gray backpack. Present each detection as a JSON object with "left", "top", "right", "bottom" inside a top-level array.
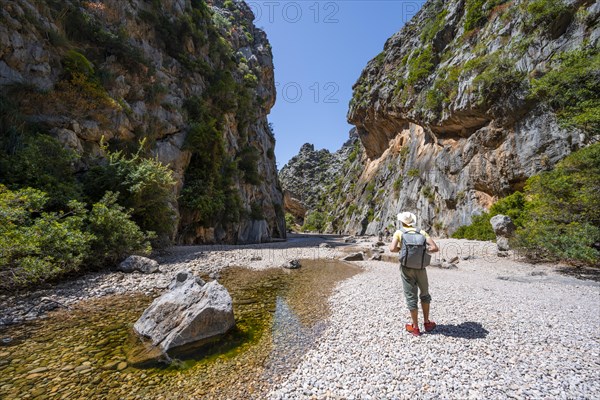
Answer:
[{"left": 399, "top": 228, "right": 431, "bottom": 269}]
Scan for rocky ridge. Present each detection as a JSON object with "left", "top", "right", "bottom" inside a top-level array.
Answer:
[
  {"left": 0, "top": 0, "right": 285, "bottom": 244},
  {"left": 287, "top": 0, "right": 599, "bottom": 236},
  {"left": 279, "top": 130, "right": 359, "bottom": 224}
]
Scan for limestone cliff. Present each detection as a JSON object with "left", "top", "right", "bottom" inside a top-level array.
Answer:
[
  {"left": 0, "top": 0, "right": 285, "bottom": 244},
  {"left": 279, "top": 130, "right": 359, "bottom": 224},
  {"left": 333, "top": 0, "right": 599, "bottom": 236}
]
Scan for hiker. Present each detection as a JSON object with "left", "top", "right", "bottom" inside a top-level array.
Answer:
[
  {"left": 384, "top": 227, "right": 390, "bottom": 242},
  {"left": 389, "top": 211, "right": 439, "bottom": 336}
]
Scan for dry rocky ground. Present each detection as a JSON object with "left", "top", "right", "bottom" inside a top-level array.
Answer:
[{"left": 1, "top": 234, "right": 599, "bottom": 399}]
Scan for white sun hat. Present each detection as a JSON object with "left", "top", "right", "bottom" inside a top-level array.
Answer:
[{"left": 397, "top": 211, "right": 417, "bottom": 226}]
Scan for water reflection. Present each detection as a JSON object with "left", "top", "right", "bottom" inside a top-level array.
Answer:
[{"left": 265, "top": 296, "right": 327, "bottom": 379}]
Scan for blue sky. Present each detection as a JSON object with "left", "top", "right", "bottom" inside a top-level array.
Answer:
[{"left": 248, "top": 0, "right": 426, "bottom": 167}]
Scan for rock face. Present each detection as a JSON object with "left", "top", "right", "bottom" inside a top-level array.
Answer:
[
  {"left": 133, "top": 271, "right": 235, "bottom": 353},
  {"left": 279, "top": 131, "right": 360, "bottom": 224},
  {"left": 285, "top": 0, "right": 598, "bottom": 237},
  {"left": 491, "top": 214, "right": 516, "bottom": 251},
  {"left": 118, "top": 255, "right": 160, "bottom": 274},
  {"left": 0, "top": 0, "right": 285, "bottom": 244}
]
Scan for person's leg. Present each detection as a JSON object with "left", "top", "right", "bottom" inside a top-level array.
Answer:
[
  {"left": 421, "top": 302, "right": 432, "bottom": 322},
  {"left": 416, "top": 270, "right": 432, "bottom": 322},
  {"left": 416, "top": 270, "right": 436, "bottom": 332},
  {"left": 401, "top": 268, "right": 420, "bottom": 333}
]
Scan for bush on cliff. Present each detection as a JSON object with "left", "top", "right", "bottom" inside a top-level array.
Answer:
[
  {"left": 529, "top": 47, "right": 600, "bottom": 135},
  {"left": 83, "top": 139, "right": 177, "bottom": 243},
  {"left": 452, "top": 144, "right": 600, "bottom": 266},
  {"left": 516, "top": 144, "right": 600, "bottom": 265}
]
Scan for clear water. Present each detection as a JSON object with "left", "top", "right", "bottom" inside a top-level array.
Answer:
[{"left": 0, "top": 259, "right": 360, "bottom": 399}]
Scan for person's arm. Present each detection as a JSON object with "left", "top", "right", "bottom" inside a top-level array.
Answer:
[
  {"left": 426, "top": 237, "right": 439, "bottom": 253},
  {"left": 389, "top": 234, "right": 400, "bottom": 253}
]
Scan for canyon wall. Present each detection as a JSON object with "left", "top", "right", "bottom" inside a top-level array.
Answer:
[
  {"left": 283, "top": 0, "right": 599, "bottom": 236},
  {"left": 0, "top": 0, "right": 285, "bottom": 243}
]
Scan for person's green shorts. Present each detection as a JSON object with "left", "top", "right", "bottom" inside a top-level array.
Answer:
[{"left": 401, "top": 266, "right": 432, "bottom": 310}]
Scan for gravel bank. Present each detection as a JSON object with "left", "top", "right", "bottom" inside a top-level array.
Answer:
[{"left": 268, "top": 239, "right": 600, "bottom": 399}]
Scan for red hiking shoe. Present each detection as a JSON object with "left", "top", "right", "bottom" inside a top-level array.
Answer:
[
  {"left": 405, "top": 324, "right": 421, "bottom": 337},
  {"left": 424, "top": 321, "right": 437, "bottom": 332}
]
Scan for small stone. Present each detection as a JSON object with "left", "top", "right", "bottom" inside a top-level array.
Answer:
[
  {"left": 343, "top": 253, "right": 364, "bottom": 261},
  {"left": 116, "top": 362, "right": 128, "bottom": 371},
  {"left": 282, "top": 259, "right": 301, "bottom": 269}
]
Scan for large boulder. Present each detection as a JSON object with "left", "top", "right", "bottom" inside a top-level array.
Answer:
[
  {"left": 490, "top": 215, "right": 516, "bottom": 251},
  {"left": 133, "top": 271, "right": 235, "bottom": 355},
  {"left": 118, "top": 255, "right": 160, "bottom": 274},
  {"left": 490, "top": 215, "right": 516, "bottom": 237}
]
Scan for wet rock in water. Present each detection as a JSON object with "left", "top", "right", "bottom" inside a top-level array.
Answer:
[
  {"left": 319, "top": 243, "right": 332, "bottom": 249},
  {"left": 118, "top": 256, "right": 160, "bottom": 274},
  {"left": 343, "top": 252, "right": 364, "bottom": 261},
  {"left": 282, "top": 259, "right": 301, "bottom": 269},
  {"left": 370, "top": 253, "right": 382, "bottom": 261},
  {"left": 343, "top": 236, "right": 357, "bottom": 243},
  {"left": 133, "top": 271, "right": 235, "bottom": 358}
]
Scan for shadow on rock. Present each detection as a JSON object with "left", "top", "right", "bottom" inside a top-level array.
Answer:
[{"left": 430, "top": 322, "right": 489, "bottom": 339}]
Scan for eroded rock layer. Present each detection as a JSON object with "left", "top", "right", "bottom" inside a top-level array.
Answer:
[{"left": 327, "top": 0, "right": 599, "bottom": 236}]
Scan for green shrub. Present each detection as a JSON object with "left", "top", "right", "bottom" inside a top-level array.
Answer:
[
  {"left": 285, "top": 213, "right": 296, "bottom": 230},
  {"left": 62, "top": 50, "right": 95, "bottom": 78},
  {"left": 249, "top": 202, "right": 264, "bottom": 220},
  {"left": 464, "top": 0, "right": 487, "bottom": 31},
  {"left": 393, "top": 176, "right": 403, "bottom": 194},
  {"left": 406, "top": 46, "right": 435, "bottom": 86},
  {"left": 453, "top": 145, "right": 599, "bottom": 265},
  {"left": 237, "top": 146, "right": 261, "bottom": 185},
  {"left": 0, "top": 185, "right": 158, "bottom": 291},
  {"left": 64, "top": 7, "right": 148, "bottom": 69},
  {"left": 86, "top": 192, "right": 153, "bottom": 267},
  {"left": 529, "top": 47, "right": 600, "bottom": 135},
  {"left": 0, "top": 123, "right": 81, "bottom": 210},
  {"left": 515, "top": 143, "right": 600, "bottom": 264},
  {"left": 525, "top": 0, "right": 570, "bottom": 31},
  {"left": 303, "top": 211, "right": 325, "bottom": 232},
  {"left": 83, "top": 140, "right": 176, "bottom": 241},
  {"left": 0, "top": 186, "right": 92, "bottom": 291},
  {"left": 421, "top": 9, "right": 448, "bottom": 42},
  {"left": 408, "top": 168, "right": 420, "bottom": 178},
  {"left": 472, "top": 55, "right": 527, "bottom": 109},
  {"left": 464, "top": 0, "right": 509, "bottom": 31},
  {"left": 452, "top": 212, "right": 496, "bottom": 240},
  {"left": 422, "top": 185, "right": 435, "bottom": 202},
  {"left": 243, "top": 73, "right": 258, "bottom": 88}
]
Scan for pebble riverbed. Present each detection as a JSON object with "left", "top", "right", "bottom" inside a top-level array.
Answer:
[
  {"left": 268, "top": 240, "right": 600, "bottom": 399},
  {"left": 1, "top": 236, "right": 599, "bottom": 399}
]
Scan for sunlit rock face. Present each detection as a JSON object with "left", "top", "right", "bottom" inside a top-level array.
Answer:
[
  {"left": 0, "top": 0, "right": 285, "bottom": 244},
  {"left": 318, "top": 0, "right": 599, "bottom": 236}
]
